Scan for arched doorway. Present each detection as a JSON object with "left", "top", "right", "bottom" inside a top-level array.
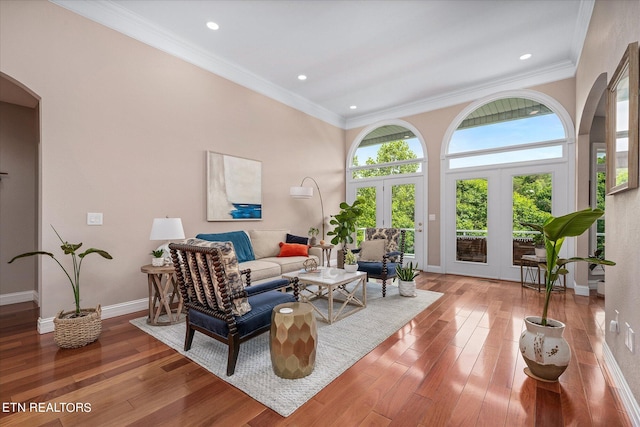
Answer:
[
  {"left": 347, "top": 120, "right": 427, "bottom": 266},
  {"left": 0, "top": 72, "right": 40, "bottom": 309},
  {"left": 441, "top": 91, "right": 575, "bottom": 282}
]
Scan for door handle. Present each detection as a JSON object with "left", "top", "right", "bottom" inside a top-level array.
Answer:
[{"left": 416, "top": 229, "right": 423, "bottom": 232}]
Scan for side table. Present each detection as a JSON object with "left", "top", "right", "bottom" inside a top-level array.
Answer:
[
  {"left": 270, "top": 302, "right": 317, "bottom": 379},
  {"left": 141, "top": 264, "right": 184, "bottom": 325},
  {"left": 312, "top": 244, "right": 334, "bottom": 267}
]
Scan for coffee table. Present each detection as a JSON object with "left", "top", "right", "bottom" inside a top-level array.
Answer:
[{"left": 282, "top": 267, "right": 367, "bottom": 324}]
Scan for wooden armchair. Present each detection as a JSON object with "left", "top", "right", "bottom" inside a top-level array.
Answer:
[
  {"left": 169, "top": 240, "right": 299, "bottom": 376},
  {"left": 352, "top": 228, "right": 406, "bottom": 297}
]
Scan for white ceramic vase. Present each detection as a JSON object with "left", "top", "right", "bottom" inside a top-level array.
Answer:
[
  {"left": 344, "top": 264, "right": 358, "bottom": 273},
  {"left": 398, "top": 279, "right": 417, "bottom": 297},
  {"left": 535, "top": 247, "right": 546, "bottom": 258},
  {"left": 151, "top": 257, "right": 164, "bottom": 267},
  {"left": 519, "top": 316, "right": 571, "bottom": 382}
]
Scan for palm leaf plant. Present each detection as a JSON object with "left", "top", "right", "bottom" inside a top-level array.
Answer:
[
  {"left": 9, "top": 226, "right": 113, "bottom": 317},
  {"left": 522, "top": 208, "right": 615, "bottom": 326}
]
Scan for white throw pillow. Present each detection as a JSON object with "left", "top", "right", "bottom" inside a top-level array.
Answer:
[{"left": 359, "top": 239, "right": 387, "bottom": 262}]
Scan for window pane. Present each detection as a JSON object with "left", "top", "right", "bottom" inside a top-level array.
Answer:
[
  {"left": 449, "top": 98, "right": 565, "bottom": 155},
  {"left": 449, "top": 145, "right": 563, "bottom": 169},
  {"left": 391, "top": 183, "right": 415, "bottom": 255},
  {"left": 456, "top": 179, "right": 487, "bottom": 263},
  {"left": 356, "top": 187, "right": 376, "bottom": 245},
  {"left": 512, "top": 174, "right": 552, "bottom": 264}
]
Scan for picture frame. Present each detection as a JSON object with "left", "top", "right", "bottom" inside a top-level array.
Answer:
[
  {"left": 206, "top": 151, "right": 262, "bottom": 221},
  {"left": 606, "top": 41, "right": 639, "bottom": 195}
]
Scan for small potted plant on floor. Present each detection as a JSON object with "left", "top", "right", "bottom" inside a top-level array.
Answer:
[
  {"left": 150, "top": 249, "right": 165, "bottom": 266},
  {"left": 9, "top": 226, "right": 113, "bottom": 348},
  {"left": 343, "top": 249, "right": 358, "bottom": 273},
  {"left": 519, "top": 208, "right": 615, "bottom": 382},
  {"left": 396, "top": 261, "right": 419, "bottom": 297}
]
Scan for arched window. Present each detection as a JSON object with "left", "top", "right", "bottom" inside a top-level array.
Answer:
[
  {"left": 347, "top": 122, "right": 427, "bottom": 265},
  {"left": 351, "top": 125, "right": 424, "bottom": 179},
  {"left": 442, "top": 92, "right": 574, "bottom": 283},
  {"left": 446, "top": 97, "right": 567, "bottom": 169}
]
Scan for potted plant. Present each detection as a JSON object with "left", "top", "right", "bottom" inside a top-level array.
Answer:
[
  {"left": 8, "top": 226, "right": 113, "bottom": 348},
  {"left": 519, "top": 208, "right": 615, "bottom": 381},
  {"left": 308, "top": 227, "right": 320, "bottom": 246},
  {"left": 532, "top": 232, "right": 546, "bottom": 258},
  {"left": 343, "top": 249, "right": 358, "bottom": 273},
  {"left": 327, "top": 200, "right": 363, "bottom": 267},
  {"left": 395, "top": 261, "right": 419, "bottom": 297},
  {"left": 150, "top": 249, "right": 165, "bottom": 266}
]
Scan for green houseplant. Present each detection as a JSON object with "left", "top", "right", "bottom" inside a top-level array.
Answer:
[
  {"left": 327, "top": 200, "right": 363, "bottom": 267},
  {"left": 150, "top": 249, "right": 165, "bottom": 266},
  {"left": 308, "top": 227, "right": 319, "bottom": 246},
  {"left": 343, "top": 248, "right": 358, "bottom": 273},
  {"left": 9, "top": 226, "right": 113, "bottom": 348},
  {"left": 519, "top": 208, "right": 615, "bottom": 381},
  {"left": 396, "top": 261, "right": 419, "bottom": 297},
  {"left": 327, "top": 200, "right": 363, "bottom": 250}
]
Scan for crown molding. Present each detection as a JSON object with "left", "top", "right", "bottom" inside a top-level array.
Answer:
[
  {"left": 50, "top": 0, "right": 585, "bottom": 132},
  {"left": 50, "top": 0, "right": 346, "bottom": 128},
  {"left": 345, "top": 60, "right": 577, "bottom": 130}
]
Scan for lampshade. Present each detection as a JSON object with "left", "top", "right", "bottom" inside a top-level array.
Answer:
[
  {"left": 149, "top": 218, "right": 185, "bottom": 241},
  {"left": 290, "top": 186, "right": 313, "bottom": 199}
]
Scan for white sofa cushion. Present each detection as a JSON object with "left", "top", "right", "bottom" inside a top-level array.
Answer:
[
  {"left": 261, "top": 255, "right": 320, "bottom": 274},
  {"left": 239, "top": 259, "right": 282, "bottom": 282},
  {"left": 249, "top": 229, "right": 288, "bottom": 259}
]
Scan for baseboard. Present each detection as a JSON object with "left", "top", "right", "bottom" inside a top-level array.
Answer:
[
  {"left": 37, "top": 298, "right": 148, "bottom": 334},
  {"left": 573, "top": 282, "right": 590, "bottom": 296},
  {"left": 0, "top": 290, "right": 38, "bottom": 306},
  {"left": 603, "top": 342, "right": 640, "bottom": 425},
  {"left": 426, "top": 265, "right": 442, "bottom": 274}
]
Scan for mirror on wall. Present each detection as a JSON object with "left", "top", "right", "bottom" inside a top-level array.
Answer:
[{"left": 606, "top": 41, "right": 639, "bottom": 195}]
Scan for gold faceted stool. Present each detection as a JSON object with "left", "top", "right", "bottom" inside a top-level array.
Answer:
[{"left": 270, "top": 302, "right": 317, "bottom": 379}]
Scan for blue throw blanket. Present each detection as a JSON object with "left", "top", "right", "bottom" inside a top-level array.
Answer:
[{"left": 196, "top": 231, "right": 256, "bottom": 263}]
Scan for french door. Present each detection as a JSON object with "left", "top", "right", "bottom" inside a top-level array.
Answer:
[
  {"left": 349, "top": 176, "right": 424, "bottom": 266},
  {"left": 445, "top": 163, "right": 567, "bottom": 281}
]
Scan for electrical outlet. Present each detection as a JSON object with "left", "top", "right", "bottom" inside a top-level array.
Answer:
[{"left": 625, "top": 323, "right": 634, "bottom": 353}]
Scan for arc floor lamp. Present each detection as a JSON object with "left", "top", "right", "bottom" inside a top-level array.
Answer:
[{"left": 290, "top": 176, "right": 326, "bottom": 240}]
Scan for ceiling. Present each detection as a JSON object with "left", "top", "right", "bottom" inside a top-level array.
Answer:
[{"left": 39, "top": 1, "right": 593, "bottom": 128}]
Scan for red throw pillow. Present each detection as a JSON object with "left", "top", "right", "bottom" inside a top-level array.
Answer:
[{"left": 277, "top": 242, "right": 309, "bottom": 257}]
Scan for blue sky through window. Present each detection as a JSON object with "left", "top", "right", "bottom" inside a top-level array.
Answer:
[{"left": 449, "top": 114, "right": 565, "bottom": 154}]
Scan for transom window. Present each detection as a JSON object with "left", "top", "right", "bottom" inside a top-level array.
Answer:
[
  {"left": 447, "top": 97, "right": 566, "bottom": 169},
  {"left": 351, "top": 125, "right": 424, "bottom": 179}
]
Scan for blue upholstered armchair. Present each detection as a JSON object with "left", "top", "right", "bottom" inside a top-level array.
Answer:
[
  {"left": 352, "top": 228, "right": 406, "bottom": 297},
  {"left": 169, "top": 240, "right": 298, "bottom": 376}
]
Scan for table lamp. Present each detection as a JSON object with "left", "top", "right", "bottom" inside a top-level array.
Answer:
[{"left": 149, "top": 217, "right": 185, "bottom": 264}]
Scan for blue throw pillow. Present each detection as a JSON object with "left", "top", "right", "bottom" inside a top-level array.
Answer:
[
  {"left": 196, "top": 231, "right": 256, "bottom": 263},
  {"left": 286, "top": 233, "right": 308, "bottom": 245}
]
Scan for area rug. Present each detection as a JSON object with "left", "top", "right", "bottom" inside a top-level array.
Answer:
[{"left": 130, "top": 282, "right": 443, "bottom": 417}]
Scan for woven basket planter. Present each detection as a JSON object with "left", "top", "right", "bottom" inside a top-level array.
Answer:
[{"left": 53, "top": 305, "right": 102, "bottom": 348}]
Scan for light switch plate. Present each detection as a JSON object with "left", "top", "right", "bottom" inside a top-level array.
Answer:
[{"left": 87, "top": 212, "right": 103, "bottom": 225}]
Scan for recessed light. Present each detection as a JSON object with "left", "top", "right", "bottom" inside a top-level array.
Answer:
[
  {"left": 206, "top": 21, "right": 219, "bottom": 31},
  {"left": 298, "top": 74, "right": 307, "bottom": 81},
  {"left": 350, "top": 105, "right": 357, "bottom": 110},
  {"left": 520, "top": 53, "right": 532, "bottom": 60}
]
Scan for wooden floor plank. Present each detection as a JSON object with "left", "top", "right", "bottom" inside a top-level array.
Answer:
[{"left": 0, "top": 273, "right": 633, "bottom": 426}]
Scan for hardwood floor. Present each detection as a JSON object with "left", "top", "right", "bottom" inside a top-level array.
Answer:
[{"left": 0, "top": 273, "right": 632, "bottom": 426}]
